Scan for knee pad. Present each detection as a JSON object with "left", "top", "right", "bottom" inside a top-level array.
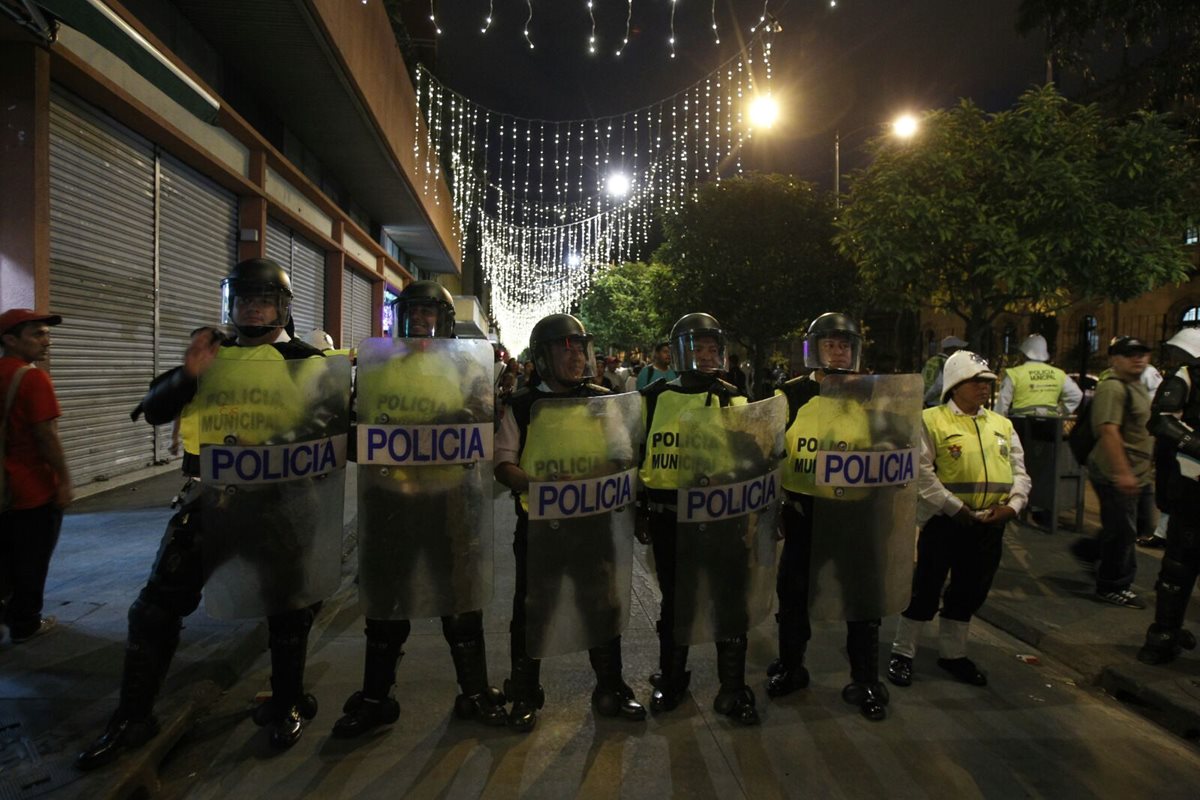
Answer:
[{"left": 1157, "top": 558, "right": 1199, "bottom": 597}]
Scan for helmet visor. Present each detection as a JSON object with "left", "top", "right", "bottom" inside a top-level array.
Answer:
[
  {"left": 672, "top": 332, "right": 727, "bottom": 374},
  {"left": 395, "top": 300, "right": 450, "bottom": 338},
  {"left": 222, "top": 281, "right": 290, "bottom": 330},
  {"left": 804, "top": 332, "right": 861, "bottom": 372},
  {"left": 538, "top": 335, "right": 597, "bottom": 385}
]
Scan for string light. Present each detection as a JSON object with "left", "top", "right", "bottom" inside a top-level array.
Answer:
[
  {"left": 429, "top": 0, "right": 441, "bottom": 35},
  {"left": 669, "top": 0, "right": 678, "bottom": 59},
  {"left": 616, "top": 0, "right": 632, "bottom": 56},
  {"left": 751, "top": 0, "right": 770, "bottom": 32},
  {"left": 411, "top": 33, "right": 774, "bottom": 350},
  {"left": 481, "top": 0, "right": 493, "bottom": 33},
  {"left": 712, "top": 0, "right": 721, "bottom": 44},
  {"left": 524, "top": 0, "right": 535, "bottom": 49},
  {"left": 587, "top": 1, "right": 597, "bottom": 55}
]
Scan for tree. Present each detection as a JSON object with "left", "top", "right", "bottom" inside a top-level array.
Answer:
[
  {"left": 577, "top": 261, "right": 672, "bottom": 353},
  {"left": 652, "top": 173, "right": 857, "bottom": 374},
  {"left": 835, "top": 85, "right": 1197, "bottom": 349},
  {"left": 1017, "top": 0, "right": 1200, "bottom": 135}
]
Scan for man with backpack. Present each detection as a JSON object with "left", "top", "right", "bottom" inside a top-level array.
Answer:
[{"left": 1080, "top": 336, "right": 1156, "bottom": 609}]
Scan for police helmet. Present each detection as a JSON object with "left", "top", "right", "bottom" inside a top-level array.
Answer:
[
  {"left": 804, "top": 312, "right": 862, "bottom": 373},
  {"left": 670, "top": 312, "right": 728, "bottom": 374},
  {"left": 941, "top": 350, "right": 998, "bottom": 403},
  {"left": 529, "top": 313, "right": 597, "bottom": 386},
  {"left": 220, "top": 258, "right": 293, "bottom": 338},
  {"left": 393, "top": 280, "right": 456, "bottom": 338}
]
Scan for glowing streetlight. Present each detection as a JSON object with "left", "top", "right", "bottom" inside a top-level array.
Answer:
[
  {"left": 835, "top": 112, "right": 921, "bottom": 207},
  {"left": 566, "top": 252, "right": 582, "bottom": 268},
  {"left": 748, "top": 94, "right": 780, "bottom": 129},
  {"left": 892, "top": 113, "right": 919, "bottom": 139},
  {"left": 606, "top": 172, "right": 631, "bottom": 198}
]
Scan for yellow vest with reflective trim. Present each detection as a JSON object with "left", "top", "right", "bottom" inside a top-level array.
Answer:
[
  {"left": 180, "top": 345, "right": 309, "bottom": 456},
  {"left": 924, "top": 404, "right": 1015, "bottom": 511},
  {"left": 782, "top": 395, "right": 872, "bottom": 500},
  {"left": 639, "top": 389, "right": 747, "bottom": 491},
  {"left": 1006, "top": 362, "right": 1067, "bottom": 416},
  {"left": 518, "top": 400, "right": 612, "bottom": 512}
]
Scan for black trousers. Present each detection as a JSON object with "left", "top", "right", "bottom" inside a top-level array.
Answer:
[
  {"left": 0, "top": 503, "right": 63, "bottom": 638},
  {"left": 902, "top": 514, "right": 1005, "bottom": 623}
]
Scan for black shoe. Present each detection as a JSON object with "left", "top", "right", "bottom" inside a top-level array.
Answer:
[
  {"left": 765, "top": 665, "right": 810, "bottom": 698},
  {"left": 649, "top": 670, "right": 691, "bottom": 714},
  {"left": 887, "top": 654, "right": 913, "bottom": 687},
  {"left": 504, "top": 679, "right": 543, "bottom": 733},
  {"left": 713, "top": 686, "right": 760, "bottom": 726},
  {"left": 76, "top": 716, "right": 159, "bottom": 771},
  {"left": 937, "top": 657, "right": 987, "bottom": 686},
  {"left": 454, "top": 687, "right": 509, "bottom": 727},
  {"left": 842, "top": 681, "right": 889, "bottom": 721},
  {"left": 1136, "top": 535, "right": 1168, "bottom": 549},
  {"left": 331, "top": 692, "right": 400, "bottom": 738},
  {"left": 765, "top": 658, "right": 784, "bottom": 678},
  {"left": 269, "top": 705, "right": 305, "bottom": 749},
  {"left": 1137, "top": 626, "right": 1198, "bottom": 666},
  {"left": 253, "top": 693, "right": 318, "bottom": 727},
  {"left": 592, "top": 683, "right": 647, "bottom": 721}
]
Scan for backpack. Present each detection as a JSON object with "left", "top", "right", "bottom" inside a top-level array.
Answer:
[{"left": 1067, "top": 378, "right": 1131, "bottom": 466}]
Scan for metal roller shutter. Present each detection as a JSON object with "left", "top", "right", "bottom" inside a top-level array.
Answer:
[
  {"left": 341, "top": 268, "right": 374, "bottom": 350},
  {"left": 265, "top": 217, "right": 292, "bottom": 269},
  {"left": 290, "top": 233, "right": 325, "bottom": 336},
  {"left": 157, "top": 153, "right": 237, "bottom": 460},
  {"left": 48, "top": 90, "right": 157, "bottom": 485}
]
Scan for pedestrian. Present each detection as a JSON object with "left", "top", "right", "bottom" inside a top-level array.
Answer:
[
  {"left": 768, "top": 312, "right": 921, "bottom": 720},
  {"left": 495, "top": 314, "right": 646, "bottom": 731},
  {"left": 636, "top": 340, "right": 677, "bottom": 390},
  {"left": 1137, "top": 327, "right": 1200, "bottom": 664},
  {"left": 1082, "top": 336, "right": 1156, "bottom": 608},
  {"left": 78, "top": 258, "right": 350, "bottom": 769},
  {"left": 727, "top": 352, "right": 749, "bottom": 397},
  {"left": 994, "top": 334, "right": 1083, "bottom": 417},
  {"left": 887, "top": 350, "right": 1030, "bottom": 688},
  {"left": 334, "top": 281, "right": 507, "bottom": 738},
  {"left": 1, "top": 309, "right": 73, "bottom": 645},
  {"left": 921, "top": 335, "right": 967, "bottom": 408},
  {"left": 637, "top": 313, "right": 762, "bottom": 725}
]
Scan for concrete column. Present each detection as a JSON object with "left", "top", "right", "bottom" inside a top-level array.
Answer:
[
  {"left": 0, "top": 41, "right": 50, "bottom": 311},
  {"left": 325, "top": 220, "right": 345, "bottom": 346}
]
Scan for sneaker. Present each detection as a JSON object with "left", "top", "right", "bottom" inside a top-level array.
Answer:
[
  {"left": 11, "top": 616, "right": 57, "bottom": 643},
  {"left": 1097, "top": 589, "right": 1146, "bottom": 609}
]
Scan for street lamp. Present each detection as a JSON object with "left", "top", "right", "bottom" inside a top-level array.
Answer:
[
  {"left": 748, "top": 94, "right": 780, "bottom": 129},
  {"left": 835, "top": 112, "right": 920, "bottom": 207}
]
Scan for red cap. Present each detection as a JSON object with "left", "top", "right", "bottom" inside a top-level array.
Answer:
[{"left": 0, "top": 308, "right": 63, "bottom": 337}]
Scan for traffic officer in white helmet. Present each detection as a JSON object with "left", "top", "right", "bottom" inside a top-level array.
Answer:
[{"left": 994, "top": 334, "right": 1082, "bottom": 417}]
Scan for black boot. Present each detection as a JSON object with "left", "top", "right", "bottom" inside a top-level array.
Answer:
[
  {"left": 332, "top": 633, "right": 403, "bottom": 738},
  {"left": 1138, "top": 558, "right": 1198, "bottom": 666},
  {"left": 254, "top": 611, "right": 317, "bottom": 749},
  {"left": 843, "top": 620, "right": 888, "bottom": 721},
  {"left": 713, "top": 636, "right": 759, "bottom": 726},
  {"left": 504, "top": 654, "right": 544, "bottom": 732},
  {"left": 588, "top": 637, "right": 646, "bottom": 721},
  {"left": 766, "top": 634, "right": 810, "bottom": 698},
  {"left": 649, "top": 621, "right": 691, "bottom": 713},
  {"left": 448, "top": 633, "right": 508, "bottom": 727}
]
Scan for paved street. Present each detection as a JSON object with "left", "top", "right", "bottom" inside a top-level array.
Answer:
[{"left": 3, "top": 472, "right": 1200, "bottom": 799}]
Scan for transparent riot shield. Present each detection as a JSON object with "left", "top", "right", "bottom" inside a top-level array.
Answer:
[
  {"left": 355, "top": 337, "right": 495, "bottom": 620},
  {"left": 523, "top": 392, "right": 642, "bottom": 658},
  {"left": 809, "top": 373, "right": 922, "bottom": 621},
  {"left": 673, "top": 394, "right": 786, "bottom": 645},
  {"left": 197, "top": 355, "right": 351, "bottom": 620}
]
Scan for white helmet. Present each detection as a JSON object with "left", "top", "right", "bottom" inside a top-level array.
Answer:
[
  {"left": 303, "top": 328, "right": 334, "bottom": 351},
  {"left": 1166, "top": 327, "right": 1200, "bottom": 361},
  {"left": 941, "top": 350, "right": 998, "bottom": 403},
  {"left": 1019, "top": 334, "right": 1049, "bottom": 362}
]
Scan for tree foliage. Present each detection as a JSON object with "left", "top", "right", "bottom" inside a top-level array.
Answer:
[
  {"left": 1017, "top": 0, "right": 1200, "bottom": 134},
  {"left": 835, "top": 85, "right": 1197, "bottom": 347},
  {"left": 651, "top": 173, "right": 857, "bottom": 370},
  {"left": 577, "top": 261, "right": 673, "bottom": 353}
]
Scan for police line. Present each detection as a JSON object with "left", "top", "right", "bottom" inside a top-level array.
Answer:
[
  {"left": 678, "top": 468, "right": 781, "bottom": 523},
  {"left": 814, "top": 447, "right": 916, "bottom": 488},
  {"left": 528, "top": 468, "right": 638, "bottom": 521},
  {"left": 357, "top": 423, "right": 494, "bottom": 466},
  {"left": 201, "top": 434, "right": 348, "bottom": 484}
]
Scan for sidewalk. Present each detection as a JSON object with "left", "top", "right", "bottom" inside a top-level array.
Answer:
[{"left": 1, "top": 472, "right": 1197, "bottom": 799}]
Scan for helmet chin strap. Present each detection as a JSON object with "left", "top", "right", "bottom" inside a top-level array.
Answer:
[{"left": 234, "top": 322, "right": 281, "bottom": 339}]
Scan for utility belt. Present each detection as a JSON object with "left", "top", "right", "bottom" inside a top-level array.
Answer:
[{"left": 642, "top": 487, "right": 678, "bottom": 514}]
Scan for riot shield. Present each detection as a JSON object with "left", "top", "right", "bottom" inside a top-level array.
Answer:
[
  {"left": 673, "top": 394, "right": 786, "bottom": 645},
  {"left": 809, "top": 373, "right": 922, "bottom": 621},
  {"left": 197, "top": 354, "right": 351, "bottom": 620},
  {"left": 355, "top": 337, "right": 495, "bottom": 620},
  {"left": 523, "top": 392, "right": 642, "bottom": 658}
]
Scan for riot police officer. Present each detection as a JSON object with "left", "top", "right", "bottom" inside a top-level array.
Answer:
[
  {"left": 767, "top": 313, "right": 920, "bottom": 720},
  {"left": 1137, "top": 328, "right": 1200, "bottom": 665},
  {"left": 495, "top": 314, "right": 646, "bottom": 731},
  {"left": 334, "top": 281, "right": 507, "bottom": 737},
  {"left": 78, "top": 259, "right": 343, "bottom": 769},
  {"left": 638, "top": 312, "right": 763, "bottom": 726}
]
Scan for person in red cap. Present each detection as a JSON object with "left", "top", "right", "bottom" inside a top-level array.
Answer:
[{"left": 1, "top": 308, "right": 73, "bottom": 645}]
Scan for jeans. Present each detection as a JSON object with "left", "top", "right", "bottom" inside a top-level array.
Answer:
[
  {"left": 0, "top": 503, "right": 63, "bottom": 638},
  {"left": 1089, "top": 480, "right": 1154, "bottom": 593}
]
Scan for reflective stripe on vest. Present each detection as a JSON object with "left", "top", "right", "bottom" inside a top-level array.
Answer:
[
  {"left": 924, "top": 404, "right": 1015, "bottom": 511},
  {"left": 1006, "top": 362, "right": 1066, "bottom": 416}
]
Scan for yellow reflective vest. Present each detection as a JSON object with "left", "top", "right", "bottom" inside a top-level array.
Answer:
[
  {"left": 639, "top": 387, "right": 746, "bottom": 491},
  {"left": 1005, "top": 362, "right": 1068, "bottom": 416},
  {"left": 518, "top": 398, "right": 614, "bottom": 512},
  {"left": 782, "top": 394, "right": 872, "bottom": 500},
  {"left": 923, "top": 404, "right": 1016, "bottom": 512}
]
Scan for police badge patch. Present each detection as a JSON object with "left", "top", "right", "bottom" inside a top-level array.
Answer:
[{"left": 948, "top": 444, "right": 963, "bottom": 460}]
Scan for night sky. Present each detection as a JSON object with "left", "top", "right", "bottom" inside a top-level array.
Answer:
[{"left": 430, "top": 0, "right": 1055, "bottom": 187}]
